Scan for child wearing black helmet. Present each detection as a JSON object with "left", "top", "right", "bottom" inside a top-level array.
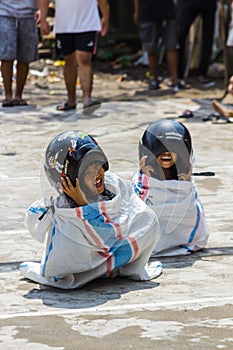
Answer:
[
  {"left": 20, "top": 130, "right": 162, "bottom": 289},
  {"left": 138, "top": 118, "right": 193, "bottom": 181},
  {"left": 60, "top": 135, "right": 115, "bottom": 207},
  {"left": 132, "top": 119, "right": 209, "bottom": 257}
]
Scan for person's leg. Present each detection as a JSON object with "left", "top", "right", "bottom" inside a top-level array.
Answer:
[
  {"left": 0, "top": 16, "right": 17, "bottom": 105},
  {"left": 63, "top": 51, "right": 77, "bottom": 107},
  {"left": 139, "top": 22, "right": 160, "bottom": 89},
  {"left": 75, "top": 50, "right": 93, "bottom": 106},
  {"left": 65, "top": 31, "right": 101, "bottom": 113},
  {"left": 1, "top": 60, "right": 14, "bottom": 101},
  {"left": 198, "top": 1, "right": 217, "bottom": 78},
  {"left": 55, "top": 34, "right": 77, "bottom": 110},
  {"left": 147, "top": 22, "right": 160, "bottom": 89},
  {"left": 163, "top": 20, "right": 179, "bottom": 87},
  {"left": 15, "top": 18, "right": 38, "bottom": 104},
  {"left": 147, "top": 51, "right": 161, "bottom": 90},
  {"left": 147, "top": 51, "right": 158, "bottom": 81},
  {"left": 212, "top": 100, "right": 233, "bottom": 118},
  {"left": 166, "top": 49, "right": 178, "bottom": 86},
  {"left": 14, "top": 61, "right": 29, "bottom": 101},
  {"left": 228, "top": 75, "right": 233, "bottom": 93},
  {"left": 177, "top": 1, "right": 199, "bottom": 80}
]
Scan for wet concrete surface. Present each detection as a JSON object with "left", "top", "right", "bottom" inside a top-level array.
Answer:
[{"left": 0, "top": 71, "right": 233, "bottom": 349}]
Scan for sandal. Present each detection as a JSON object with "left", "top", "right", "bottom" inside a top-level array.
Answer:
[
  {"left": 178, "top": 109, "right": 193, "bottom": 118},
  {"left": 2, "top": 99, "right": 14, "bottom": 107},
  {"left": 13, "top": 99, "right": 28, "bottom": 106},
  {"left": 202, "top": 113, "right": 233, "bottom": 123},
  {"left": 212, "top": 116, "right": 233, "bottom": 124},
  {"left": 83, "top": 100, "right": 101, "bottom": 115},
  {"left": 197, "top": 75, "right": 211, "bottom": 84},
  {"left": 202, "top": 113, "right": 220, "bottom": 122},
  {"left": 56, "top": 102, "right": 76, "bottom": 111},
  {"left": 149, "top": 80, "right": 161, "bottom": 90},
  {"left": 178, "top": 80, "right": 191, "bottom": 89}
]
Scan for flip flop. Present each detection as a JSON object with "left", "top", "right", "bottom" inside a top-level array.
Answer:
[
  {"left": 13, "top": 99, "right": 28, "bottom": 106},
  {"left": 178, "top": 109, "right": 193, "bottom": 118},
  {"left": 212, "top": 116, "right": 233, "bottom": 124},
  {"left": 197, "top": 75, "right": 211, "bottom": 84},
  {"left": 202, "top": 113, "right": 220, "bottom": 122},
  {"left": 178, "top": 80, "right": 191, "bottom": 89},
  {"left": 56, "top": 102, "right": 76, "bottom": 111},
  {"left": 202, "top": 113, "right": 233, "bottom": 123},
  {"left": 2, "top": 100, "right": 14, "bottom": 107},
  {"left": 83, "top": 100, "right": 101, "bottom": 115}
]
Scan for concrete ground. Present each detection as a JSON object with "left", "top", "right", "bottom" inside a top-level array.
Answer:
[{"left": 0, "top": 65, "right": 233, "bottom": 349}]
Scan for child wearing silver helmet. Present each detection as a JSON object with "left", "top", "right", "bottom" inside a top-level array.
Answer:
[{"left": 20, "top": 130, "right": 162, "bottom": 289}]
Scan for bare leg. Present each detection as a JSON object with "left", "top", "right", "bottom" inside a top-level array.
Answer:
[
  {"left": 227, "top": 76, "right": 233, "bottom": 94},
  {"left": 1, "top": 60, "right": 14, "bottom": 101},
  {"left": 15, "top": 61, "right": 29, "bottom": 100},
  {"left": 166, "top": 49, "right": 178, "bottom": 86},
  {"left": 147, "top": 52, "right": 158, "bottom": 81},
  {"left": 64, "top": 52, "right": 77, "bottom": 106},
  {"left": 76, "top": 50, "right": 93, "bottom": 106},
  {"left": 212, "top": 100, "right": 233, "bottom": 118}
]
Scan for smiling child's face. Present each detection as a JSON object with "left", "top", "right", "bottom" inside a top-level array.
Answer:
[
  {"left": 156, "top": 152, "right": 178, "bottom": 169},
  {"left": 83, "top": 162, "right": 105, "bottom": 195}
]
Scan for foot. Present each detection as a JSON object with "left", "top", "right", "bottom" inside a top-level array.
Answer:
[
  {"left": 13, "top": 99, "right": 28, "bottom": 106},
  {"left": 149, "top": 80, "right": 160, "bottom": 90},
  {"left": 212, "top": 99, "right": 233, "bottom": 118},
  {"left": 172, "top": 84, "right": 179, "bottom": 93},
  {"left": 83, "top": 99, "right": 101, "bottom": 115},
  {"left": 197, "top": 75, "right": 211, "bottom": 84},
  {"left": 178, "top": 80, "right": 191, "bottom": 89},
  {"left": 2, "top": 99, "right": 14, "bottom": 107},
  {"left": 56, "top": 102, "right": 76, "bottom": 111}
]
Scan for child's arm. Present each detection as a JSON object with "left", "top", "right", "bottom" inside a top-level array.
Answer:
[
  {"left": 178, "top": 164, "right": 193, "bottom": 181},
  {"left": 60, "top": 176, "right": 88, "bottom": 206}
]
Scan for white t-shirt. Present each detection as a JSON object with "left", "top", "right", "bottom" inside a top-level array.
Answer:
[{"left": 54, "top": 0, "right": 101, "bottom": 34}]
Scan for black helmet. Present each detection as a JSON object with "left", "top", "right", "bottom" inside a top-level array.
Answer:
[
  {"left": 44, "top": 130, "right": 109, "bottom": 191},
  {"left": 139, "top": 119, "right": 192, "bottom": 179}
]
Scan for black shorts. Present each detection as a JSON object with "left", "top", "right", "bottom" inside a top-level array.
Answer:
[{"left": 56, "top": 31, "right": 97, "bottom": 56}]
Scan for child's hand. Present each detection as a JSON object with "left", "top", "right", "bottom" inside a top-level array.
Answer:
[
  {"left": 60, "top": 176, "right": 88, "bottom": 206},
  {"left": 178, "top": 164, "right": 192, "bottom": 181},
  {"left": 139, "top": 156, "right": 154, "bottom": 177}
]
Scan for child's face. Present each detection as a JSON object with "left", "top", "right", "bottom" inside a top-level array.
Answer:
[
  {"left": 156, "top": 152, "right": 178, "bottom": 169},
  {"left": 83, "top": 162, "right": 105, "bottom": 195}
]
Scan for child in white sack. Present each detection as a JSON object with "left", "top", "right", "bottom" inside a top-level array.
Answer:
[
  {"left": 132, "top": 118, "right": 209, "bottom": 257},
  {"left": 20, "top": 130, "right": 162, "bottom": 289}
]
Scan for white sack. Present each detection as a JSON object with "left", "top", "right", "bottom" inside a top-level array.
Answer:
[
  {"left": 132, "top": 171, "right": 209, "bottom": 257},
  {"left": 20, "top": 172, "right": 162, "bottom": 289}
]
